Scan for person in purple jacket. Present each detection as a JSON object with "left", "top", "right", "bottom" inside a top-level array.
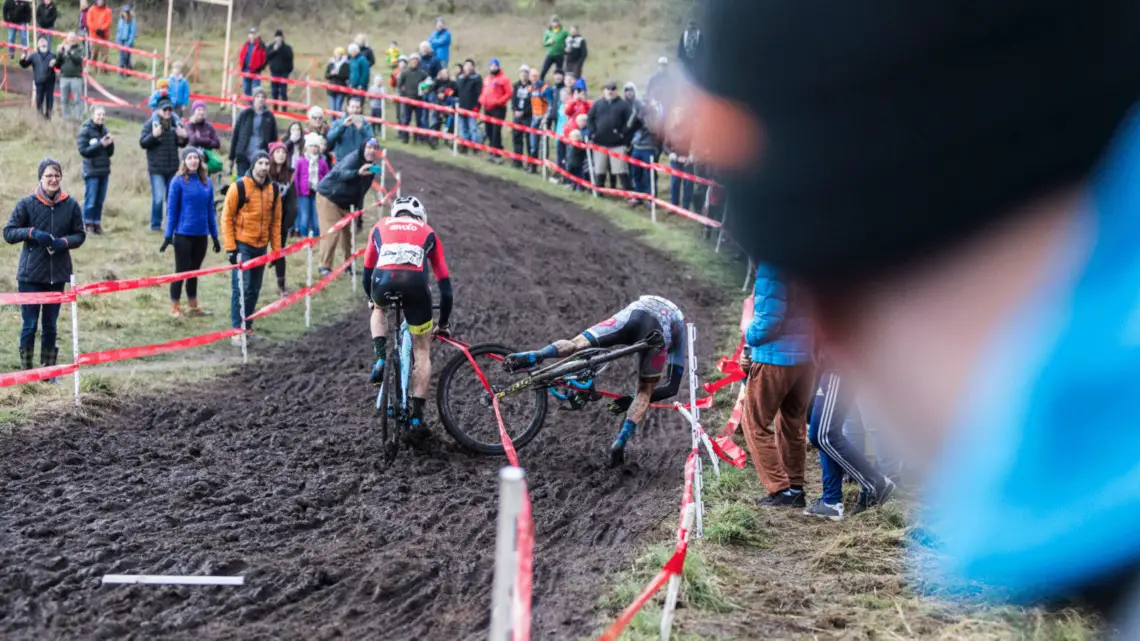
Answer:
[
  {"left": 160, "top": 147, "right": 219, "bottom": 318},
  {"left": 293, "top": 133, "right": 329, "bottom": 238}
]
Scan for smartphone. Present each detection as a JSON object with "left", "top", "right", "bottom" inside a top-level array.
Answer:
[{"left": 368, "top": 164, "right": 383, "bottom": 174}]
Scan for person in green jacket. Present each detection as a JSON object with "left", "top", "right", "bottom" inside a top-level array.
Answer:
[{"left": 540, "top": 15, "right": 569, "bottom": 81}]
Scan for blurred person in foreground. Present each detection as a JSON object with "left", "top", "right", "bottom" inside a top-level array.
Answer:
[
  {"left": 692, "top": 0, "right": 1140, "bottom": 634},
  {"left": 3, "top": 158, "right": 85, "bottom": 376}
]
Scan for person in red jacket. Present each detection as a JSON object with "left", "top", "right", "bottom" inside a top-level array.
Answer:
[
  {"left": 238, "top": 27, "right": 268, "bottom": 97},
  {"left": 562, "top": 78, "right": 592, "bottom": 137},
  {"left": 478, "top": 58, "right": 512, "bottom": 161}
]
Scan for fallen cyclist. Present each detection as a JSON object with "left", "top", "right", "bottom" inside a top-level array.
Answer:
[
  {"left": 504, "top": 295, "right": 686, "bottom": 467},
  {"left": 362, "top": 196, "right": 453, "bottom": 443}
]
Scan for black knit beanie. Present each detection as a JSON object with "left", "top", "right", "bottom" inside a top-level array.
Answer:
[{"left": 38, "top": 157, "right": 62, "bottom": 180}]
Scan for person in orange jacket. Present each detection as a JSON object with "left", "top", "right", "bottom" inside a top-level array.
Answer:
[
  {"left": 85, "top": 0, "right": 113, "bottom": 69},
  {"left": 221, "top": 151, "right": 282, "bottom": 341},
  {"left": 478, "top": 58, "right": 512, "bottom": 160}
]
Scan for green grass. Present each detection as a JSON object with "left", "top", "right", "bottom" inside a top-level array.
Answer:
[{"left": 0, "top": 109, "right": 366, "bottom": 423}]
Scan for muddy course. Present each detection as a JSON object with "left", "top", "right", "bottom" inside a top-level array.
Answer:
[{"left": 0, "top": 150, "right": 729, "bottom": 640}]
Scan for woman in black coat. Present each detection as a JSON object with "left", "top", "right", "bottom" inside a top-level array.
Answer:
[{"left": 2, "top": 158, "right": 85, "bottom": 373}]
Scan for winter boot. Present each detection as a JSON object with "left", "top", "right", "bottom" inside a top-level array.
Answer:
[
  {"left": 41, "top": 347, "right": 59, "bottom": 384},
  {"left": 186, "top": 299, "right": 212, "bottom": 317},
  {"left": 18, "top": 347, "right": 34, "bottom": 371},
  {"left": 171, "top": 301, "right": 184, "bottom": 319}
]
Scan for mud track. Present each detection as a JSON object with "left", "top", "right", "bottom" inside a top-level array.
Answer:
[{"left": 0, "top": 144, "right": 729, "bottom": 639}]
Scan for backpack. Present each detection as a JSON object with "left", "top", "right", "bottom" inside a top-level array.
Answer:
[{"left": 228, "top": 177, "right": 279, "bottom": 213}]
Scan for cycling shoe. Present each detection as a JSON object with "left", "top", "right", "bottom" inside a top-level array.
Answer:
[
  {"left": 503, "top": 352, "right": 538, "bottom": 373},
  {"left": 370, "top": 358, "right": 386, "bottom": 386},
  {"left": 606, "top": 443, "right": 627, "bottom": 468},
  {"left": 405, "top": 418, "right": 431, "bottom": 448}
]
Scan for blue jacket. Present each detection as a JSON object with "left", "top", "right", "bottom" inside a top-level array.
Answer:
[
  {"left": 116, "top": 16, "right": 136, "bottom": 46},
  {"left": 348, "top": 54, "right": 372, "bottom": 90},
  {"left": 165, "top": 174, "right": 218, "bottom": 239},
  {"left": 168, "top": 75, "right": 190, "bottom": 108},
  {"left": 746, "top": 263, "right": 813, "bottom": 366},
  {"left": 327, "top": 116, "right": 375, "bottom": 164},
  {"left": 429, "top": 28, "right": 452, "bottom": 63}
]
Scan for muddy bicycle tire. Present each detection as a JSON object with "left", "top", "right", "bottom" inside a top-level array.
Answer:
[{"left": 437, "top": 343, "right": 548, "bottom": 456}]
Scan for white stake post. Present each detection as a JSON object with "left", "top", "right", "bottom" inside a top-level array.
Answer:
[
  {"left": 70, "top": 275, "right": 80, "bottom": 406},
  {"left": 660, "top": 502, "right": 696, "bottom": 641},
  {"left": 379, "top": 149, "right": 387, "bottom": 221},
  {"left": 715, "top": 196, "right": 726, "bottom": 253},
  {"left": 237, "top": 254, "right": 247, "bottom": 364},
  {"left": 676, "top": 403, "right": 719, "bottom": 480},
  {"left": 585, "top": 148, "right": 599, "bottom": 198},
  {"left": 452, "top": 105, "right": 459, "bottom": 156},
  {"left": 650, "top": 166, "right": 658, "bottom": 224},
  {"left": 489, "top": 466, "right": 526, "bottom": 641},
  {"left": 103, "top": 575, "right": 244, "bottom": 586},
  {"left": 151, "top": 50, "right": 158, "bottom": 94},
  {"left": 742, "top": 259, "right": 754, "bottom": 293},
  {"left": 305, "top": 230, "right": 313, "bottom": 328},
  {"left": 396, "top": 171, "right": 401, "bottom": 199},
  {"left": 686, "top": 323, "right": 704, "bottom": 539},
  {"left": 540, "top": 133, "right": 548, "bottom": 181},
  {"left": 380, "top": 87, "right": 386, "bottom": 141},
  {"left": 306, "top": 74, "right": 312, "bottom": 108},
  {"left": 350, "top": 206, "right": 357, "bottom": 293}
]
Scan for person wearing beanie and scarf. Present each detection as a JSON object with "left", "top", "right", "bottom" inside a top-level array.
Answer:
[
  {"left": 161, "top": 147, "right": 219, "bottom": 318},
  {"left": 3, "top": 158, "right": 85, "bottom": 375},
  {"left": 267, "top": 141, "right": 297, "bottom": 297},
  {"left": 221, "top": 150, "right": 280, "bottom": 343},
  {"left": 315, "top": 138, "right": 379, "bottom": 275},
  {"left": 294, "top": 133, "right": 328, "bottom": 238},
  {"left": 140, "top": 96, "right": 189, "bottom": 232}
]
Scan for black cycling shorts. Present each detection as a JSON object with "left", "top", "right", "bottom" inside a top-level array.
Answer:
[
  {"left": 583, "top": 309, "right": 667, "bottom": 379},
  {"left": 370, "top": 269, "right": 433, "bottom": 334}
]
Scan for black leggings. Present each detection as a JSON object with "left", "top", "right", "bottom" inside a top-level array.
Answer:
[
  {"left": 171, "top": 234, "right": 208, "bottom": 301},
  {"left": 273, "top": 220, "right": 289, "bottom": 285}
]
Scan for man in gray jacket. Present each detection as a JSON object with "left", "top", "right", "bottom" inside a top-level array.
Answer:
[{"left": 315, "top": 138, "right": 379, "bottom": 274}]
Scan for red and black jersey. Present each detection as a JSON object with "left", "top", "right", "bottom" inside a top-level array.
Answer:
[{"left": 363, "top": 216, "right": 450, "bottom": 280}]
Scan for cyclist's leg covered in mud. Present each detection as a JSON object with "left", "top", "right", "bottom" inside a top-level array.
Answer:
[
  {"left": 505, "top": 304, "right": 649, "bottom": 371},
  {"left": 367, "top": 272, "right": 393, "bottom": 385},
  {"left": 398, "top": 272, "right": 435, "bottom": 435},
  {"left": 608, "top": 337, "right": 668, "bottom": 467}
]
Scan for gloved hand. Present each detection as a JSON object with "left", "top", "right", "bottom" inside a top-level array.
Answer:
[
  {"left": 432, "top": 324, "right": 451, "bottom": 339},
  {"left": 607, "top": 395, "right": 634, "bottom": 416},
  {"left": 159, "top": 237, "right": 172, "bottom": 253},
  {"left": 51, "top": 237, "right": 68, "bottom": 252},
  {"left": 211, "top": 237, "right": 221, "bottom": 253},
  {"left": 31, "top": 230, "right": 53, "bottom": 247},
  {"left": 227, "top": 251, "right": 238, "bottom": 265}
]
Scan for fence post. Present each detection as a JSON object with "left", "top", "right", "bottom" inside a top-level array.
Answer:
[
  {"left": 715, "top": 195, "right": 727, "bottom": 253},
  {"left": 380, "top": 87, "right": 387, "bottom": 141},
  {"left": 742, "top": 258, "right": 753, "bottom": 293},
  {"left": 70, "top": 275, "right": 80, "bottom": 406},
  {"left": 650, "top": 167, "right": 658, "bottom": 224},
  {"left": 238, "top": 254, "right": 248, "bottom": 364},
  {"left": 686, "top": 323, "right": 705, "bottom": 538},
  {"left": 540, "top": 133, "right": 548, "bottom": 182},
  {"left": 379, "top": 149, "right": 387, "bottom": 221},
  {"left": 305, "top": 231, "right": 313, "bottom": 328},
  {"left": 661, "top": 502, "right": 696, "bottom": 641},
  {"left": 489, "top": 466, "right": 526, "bottom": 641},
  {"left": 305, "top": 74, "right": 312, "bottom": 108},
  {"left": 350, "top": 207, "right": 357, "bottom": 293},
  {"left": 396, "top": 172, "right": 402, "bottom": 199},
  {"left": 585, "top": 148, "right": 599, "bottom": 198},
  {"left": 452, "top": 105, "right": 459, "bottom": 156},
  {"left": 151, "top": 50, "right": 158, "bottom": 94}
]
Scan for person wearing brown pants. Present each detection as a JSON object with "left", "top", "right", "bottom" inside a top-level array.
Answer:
[
  {"left": 314, "top": 139, "right": 381, "bottom": 275},
  {"left": 739, "top": 263, "right": 816, "bottom": 508}
]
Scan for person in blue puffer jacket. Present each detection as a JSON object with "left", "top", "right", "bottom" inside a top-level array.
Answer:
[
  {"left": 160, "top": 147, "right": 219, "bottom": 318},
  {"left": 740, "top": 262, "right": 816, "bottom": 508}
]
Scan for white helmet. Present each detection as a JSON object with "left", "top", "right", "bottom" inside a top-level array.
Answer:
[{"left": 391, "top": 196, "right": 427, "bottom": 222}]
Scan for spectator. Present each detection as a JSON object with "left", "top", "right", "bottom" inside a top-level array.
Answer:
[
  {"left": 430, "top": 67, "right": 456, "bottom": 129},
  {"left": 114, "top": 4, "right": 135, "bottom": 75},
  {"left": 185, "top": 101, "right": 221, "bottom": 154},
  {"left": 139, "top": 96, "right": 188, "bottom": 231},
  {"left": 324, "top": 46, "right": 350, "bottom": 112},
  {"left": 665, "top": 107, "right": 695, "bottom": 211},
  {"left": 281, "top": 121, "right": 304, "bottom": 168},
  {"left": 628, "top": 99, "right": 663, "bottom": 206},
  {"left": 221, "top": 151, "right": 280, "bottom": 343},
  {"left": 585, "top": 81, "right": 633, "bottom": 191},
  {"left": 479, "top": 59, "right": 512, "bottom": 163},
  {"left": 563, "top": 25, "right": 587, "bottom": 77},
  {"left": 86, "top": 0, "right": 112, "bottom": 70},
  {"left": 267, "top": 141, "right": 296, "bottom": 297},
  {"left": 396, "top": 54, "right": 428, "bottom": 144},
  {"left": 527, "top": 68, "right": 553, "bottom": 172},
  {"left": 230, "top": 88, "right": 278, "bottom": 177},
  {"left": 418, "top": 41, "right": 441, "bottom": 82},
  {"left": 565, "top": 127, "right": 587, "bottom": 190},
  {"left": 741, "top": 263, "right": 815, "bottom": 508},
  {"left": 19, "top": 37, "right": 56, "bottom": 120},
  {"left": 147, "top": 78, "right": 170, "bottom": 108},
  {"left": 4, "top": 0, "right": 31, "bottom": 57},
  {"left": 455, "top": 58, "right": 483, "bottom": 152},
  {"left": 266, "top": 29, "right": 294, "bottom": 105},
  {"left": 562, "top": 78, "right": 591, "bottom": 137},
  {"left": 3, "top": 157, "right": 85, "bottom": 375},
  {"left": 428, "top": 16, "right": 451, "bottom": 68},
  {"left": 415, "top": 75, "right": 434, "bottom": 144},
  {"left": 77, "top": 105, "right": 114, "bottom": 234},
  {"left": 552, "top": 85, "right": 571, "bottom": 180},
  {"left": 77, "top": 0, "right": 88, "bottom": 36},
  {"left": 509, "top": 65, "right": 533, "bottom": 169},
  {"left": 56, "top": 33, "right": 84, "bottom": 123},
  {"left": 677, "top": 20, "right": 701, "bottom": 70},
  {"left": 362, "top": 74, "right": 381, "bottom": 121},
  {"left": 646, "top": 57, "right": 672, "bottom": 105},
  {"left": 35, "top": 0, "right": 56, "bottom": 49},
  {"left": 353, "top": 33, "right": 375, "bottom": 67},
  {"left": 315, "top": 138, "right": 378, "bottom": 275},
  {"left": 347, "top": 42, "right": 371, "bottom": 92},
  {"left": 168, "top": 61, "right": 190, "bottom": 115},
  {"left": 388, "top": 55, "right": 406, "bottom": 90},
  {"left": 549, "top": 69, "right": 565, "bottom": 115},
  {"left": 384, "top": 39, "right": 400, "bottom": 69},
  {"left": 540, "top": 15, "right": 568, "bottom": 81},
  {"left": 305, "top": 105, "right": 329, "bottom": 138},
  {"left": 238, "top": 27, "right": 268, "bottom": 97},
  {"left": 161, "top": 147, "right": 218, "bottom": 318},
  {"left": 327, "top": 96, "right": 374, "bottom": 165},
  {"left": 294, "top": 133, "right": 327, "bottom": 238}
]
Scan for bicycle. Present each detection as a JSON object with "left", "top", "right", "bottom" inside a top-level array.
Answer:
[
  {"left": 373, "top": 292, "right": 438, "bottom": 463},
  {"left": 435, "top": 332, "right": 664, "bottom": 456}
]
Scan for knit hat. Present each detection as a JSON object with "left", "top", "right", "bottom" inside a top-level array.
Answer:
[
  {"left": 489, "top": 58, "right": 500, "bottom": 69},
  {"left": 573, "top": 77, "right": 587, "bottom": 91},
  {"left": 37, "top": 157, "right": 62, "bottom": 180},
  {"left": 307, "top": 105, "right": 323, "bottom": 119},
  {"left": 157, "top": 78, "right": 169, "bottom": 89},
  {"left": 274, "top": 29, "right": 284, "bottom": 38},
  {"left": 303, "top": 132, "right": 323, "bottom": 149},
  {"left": 155, "top": 95, "right": 174, "bottom": 110},
  {"left": 334, "top": 46, "right": 346, "bottom": 56},
  {"left": 249, "top": 150, "right": 270, "bottom": 170},
  {"left": 365, "top": 138, "right": 381, "bottom": 149},
  {"left": 181, "top": 147, "right": 202, "bottom": 161},
  {"left": 519, "top": 64, "right": 531, "bottom": 72},
  {"left": 191, "top": 100, "right": 207, "bottom": 113},
  {"left": 267, "top": 141, "right": 287, "bottom": 156}
]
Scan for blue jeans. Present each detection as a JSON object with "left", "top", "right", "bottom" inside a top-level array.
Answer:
[
  {"left": 807, "top": 372, "right": 890, "bottom": 503},
  {"left": 242, "top": 75, "right": 260, "bottom": 97},
  {"left": 670, "top": 160, "right": 695, "bottom": 210},
  {"left": 296, "top": 195, "right": 319, "bottom": 237},
  {"left": 83, "top": 175, "right": 109, "bottom": 224},
  {"left": 329, "top": 91, "right": 345, "bottom": 113},
  {"left": 149, "top": 172, "right": 174, "bottom": 231},
  {"left": 7, "top": 26, "right": 27, "bottom": 56},
  {"left": 630, "top": 149, "right": 657, "bottom": 195},
  {"left": 18, "top": 281, "right": 66, "bottom": 352},
  {"left": 458, "top": 114, "right": 481, "bottom": 144},
  {"left": 230, "top": 242, "right": 268, "bottom": 330},
  {"left": 529, "top": 117, "right": 546, "bottom": 159},
  {"left": 118, "top": 47, "right": 131, "bottom": 71}
]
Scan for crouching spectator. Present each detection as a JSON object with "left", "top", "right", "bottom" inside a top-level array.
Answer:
[
  {"left": 2, "top": 158, "right": 85, "bottom": 375},
  {"left": 77, "top": 105, "right": 114, "bottom": 234},
  {"left": 221, "top": 151, "right": 281, "bottom": 344},
  {"left": 161, "top": 148, "right": 219, "bottom": 318},
  {"left": 315, "top": 138, "right": 379, "bottom": 275},
  {"left": 294, "top": 133, "right": 329, "bottom": 238}
]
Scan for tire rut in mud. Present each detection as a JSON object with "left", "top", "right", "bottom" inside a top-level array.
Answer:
[{"left": 0, "top": 150, "right": 730, "bottom": 639}]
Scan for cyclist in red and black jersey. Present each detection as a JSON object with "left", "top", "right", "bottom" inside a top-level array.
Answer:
[{"left": 362, "top": 196, "right": 453, "bottom": 439}]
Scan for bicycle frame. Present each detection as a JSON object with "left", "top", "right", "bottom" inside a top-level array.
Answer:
[{"left": 496, "top": 340, "right": 653, "bottom": 400}]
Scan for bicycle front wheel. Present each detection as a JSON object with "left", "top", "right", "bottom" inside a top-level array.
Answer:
[{"left": 437, "top": 343, "right": 548, "bottom": 456}]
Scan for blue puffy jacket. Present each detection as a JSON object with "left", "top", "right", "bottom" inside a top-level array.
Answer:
[
  {"left": 165, "top": 174, "right": 218, "bottom": 239},
  {"left": 429, "top": 28, "right": 452, "bottom": 64},
  {"left": 746, "top": 263, "right": 813, "bottom": 366}
]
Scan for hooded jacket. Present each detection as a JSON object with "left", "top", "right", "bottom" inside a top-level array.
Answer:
[
  {"left": 115, "top": 11, "right": 136, "bottom": 46},
  {"left": 222, "top": 174, "right": 281, "bottom": 252},
  {"left": 3, "top": 189, "right": 85, "bottom": 285},
  {"left": 77, "top": 119, "right": 115, "bottom": 178},
  {"left": 746, "top": 263, "right": 814, "bottom": 366},
  {"left": 139, "top": 112, "right": 188, "bottom": 176},
  {"left": 429, "top": 28, "right": 451, "bottom": 63},
  {"left": 479, "top": 69, "right": 512, "bottom": 111},
  {"left": 327, "top": 115, "right": 375, "bottom": 163},
  {"left": 35, "top": 1, "right": 56, "bottom": 30},
  {"left": 348, "top": 53, "right": 372, "bottom": 90},
  {"left": 185, "top": 119, "right": 221, "bottom": 150},
  {"left": 316, "top": 148, "right": 373, "bottom": 210},
  {"left": 239, "top": 38, "right": 267, "bottom": 73},
  {"left": 86, "top": 2, "right": 112, "bottom": 40},
  {"left": 564, "top": 34, "right": 587, "bottom": 66}
]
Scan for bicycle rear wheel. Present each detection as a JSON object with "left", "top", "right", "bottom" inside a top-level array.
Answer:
[{"left": 437, "top": 343, "right": 548, "bottom": 456}]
